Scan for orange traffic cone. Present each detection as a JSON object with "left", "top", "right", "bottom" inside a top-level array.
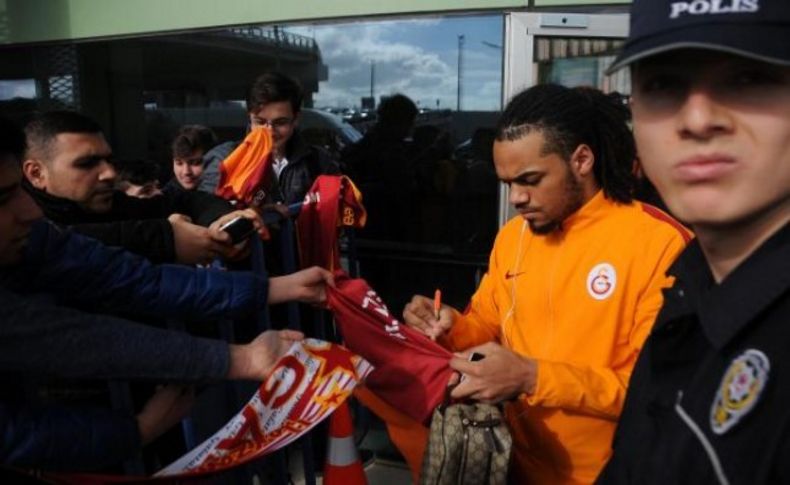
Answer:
[
  {"left": 354, "top": 386, "right": 429, "bottom": 483},
  {"left": 323, "top": 401, "right": 368, "bottom": 485}
]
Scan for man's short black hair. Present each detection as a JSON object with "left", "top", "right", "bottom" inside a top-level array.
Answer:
[
  {"left": 496, "top": 84, "right": 636, "bottom": 203},
  {"left": 0, "top": 116, "right": 26, "bottom": 165},
  {"left": 246, "top": 72, "right": 304, "bottom": 114},
  {"left": 115, "top": 159, "right": 160, "bottom": 186},
  {"left": 25, "top": 111, "right": 104, "bottom": 161},
  {"left": 377, "top": 94, "right": 418, "bottom": 126},
  {"left": 171, "top": 125, "right": 218, "bottom": 160}
]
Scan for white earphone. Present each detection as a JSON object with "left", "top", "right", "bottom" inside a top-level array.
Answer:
[{"left": 501, "top": 220, "right": 529, "bottom": 345}]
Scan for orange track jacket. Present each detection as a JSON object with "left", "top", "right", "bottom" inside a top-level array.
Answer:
[{"left": 442, "top": 191, "right": 691, "bottom": 484}]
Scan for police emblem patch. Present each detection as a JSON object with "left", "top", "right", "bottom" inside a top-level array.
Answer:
[
  {"left": 586, "top": 263, "right": 616, "bottom": 300},
  {"left": 710, "top": 349, "right": 770, "bottom": 435}
]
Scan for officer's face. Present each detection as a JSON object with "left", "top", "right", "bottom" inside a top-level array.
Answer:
[{"left": 631, "top": 50, "right": 790, "bottom": 231}]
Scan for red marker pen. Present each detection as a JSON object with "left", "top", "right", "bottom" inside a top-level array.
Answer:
[{"left": 433, "top": 288, "right": 442, "bottom": 321}]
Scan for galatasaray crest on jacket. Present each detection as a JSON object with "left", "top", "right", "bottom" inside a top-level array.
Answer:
[
  {"left": 710, "top": 349, "right": 770, "bottom": 435},
  {"left": 587, "top": 263, "right": 616, "bottom": 300}
]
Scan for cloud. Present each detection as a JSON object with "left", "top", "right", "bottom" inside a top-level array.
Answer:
[
  {"left": 0, "top": 80, "right": 36, "bottom": 100},
  {"left": 289, "top": 18, "right": 501, "bottom": 111}
]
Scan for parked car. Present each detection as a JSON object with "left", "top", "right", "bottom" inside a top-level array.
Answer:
[{"left": 298, "top": 108, "right": 363, "bottom": 158}]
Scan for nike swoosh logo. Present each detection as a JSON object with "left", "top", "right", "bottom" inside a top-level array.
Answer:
[{"left": 505, "top": 271, "right": 525, "bottom": 279}]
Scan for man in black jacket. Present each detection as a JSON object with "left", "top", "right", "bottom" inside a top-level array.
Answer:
[
  {"left": 341, "top": 93, "right": 418, "bottom": 241},
  {"left": 0, "top": 116, "right": 310, "bottom": 470},
  {"left": 199, "top": 71, "right": 339, "bottom": 204},
  {"left": 22, "top": 111, "right": 256, "bottom": 265},
  {"left": 598, "top": 0, "right": 790, "bottom": 483}
]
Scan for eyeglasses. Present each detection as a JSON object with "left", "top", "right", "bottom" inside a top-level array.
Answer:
[{"left": 251, "top": 117, "right": 294, "bottom": 129}]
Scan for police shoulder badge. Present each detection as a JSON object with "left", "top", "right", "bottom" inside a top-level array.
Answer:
[{"left": 710, "top": 349, "right": 770, "bottom": 435}]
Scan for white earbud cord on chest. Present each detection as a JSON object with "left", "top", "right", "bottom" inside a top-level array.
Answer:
[{"left": 501, "top": 220, "right": 530, "bottom": 349}]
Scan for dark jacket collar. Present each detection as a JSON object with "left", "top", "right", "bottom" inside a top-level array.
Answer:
[
  {"left": 162, "top": 177, "right": 187, "bottom": 196},
  {"left": 668, "top": 222, "right": 790, "bottom": 350},
  {"left": 23, "top": 179, "right": 101, "bottom": 225},
  {"left": 23, "top": 179, "right": 137, "bottom": 225},
  {"left": 284, "top": 130, "right": 312, "bottom": 164}
]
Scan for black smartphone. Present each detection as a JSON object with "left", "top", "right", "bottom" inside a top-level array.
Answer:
[
  {"left": 469, "top": 352, "right": 485, "bottom": 362},
  {"left": 219, "top": 216, "right": 256, "bottom": 244}
]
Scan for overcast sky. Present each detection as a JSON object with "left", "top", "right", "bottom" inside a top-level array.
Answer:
[
  {"left": 0, "top": 79, "right": 36, "bottom": 100},
  {"left": 0, "top": 15, "right": 504, "bottom": 112},
  {"left": 289, "top": 14, "right": 503, "bottom": 112}
]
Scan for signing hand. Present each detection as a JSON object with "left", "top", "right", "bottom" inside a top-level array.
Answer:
[
  {"left": 403, "top": 294, "right": 454, "bottom": 340},
  {"left": 450, "top": 342, "right": 537, "bottom": 403},
  {"left": 268, "top": 267, "right": 335, "bottom": 305}
]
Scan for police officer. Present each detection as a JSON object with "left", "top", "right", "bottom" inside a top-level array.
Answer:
[{"left": 598, "top": 0, "right": 790, "bottom": 483}]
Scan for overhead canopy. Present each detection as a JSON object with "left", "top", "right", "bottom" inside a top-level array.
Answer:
[{"left": 1, "top": 0, "right": 522, "bottom": 45}]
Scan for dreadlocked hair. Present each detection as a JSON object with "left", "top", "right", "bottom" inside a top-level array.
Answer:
[{"left": 496, "top": 84, "right": 636, "bottom": 203}]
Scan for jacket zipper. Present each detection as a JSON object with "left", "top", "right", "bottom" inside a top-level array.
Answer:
[{"left": 542, "top": 243, "right": 563, "bottom": 356}]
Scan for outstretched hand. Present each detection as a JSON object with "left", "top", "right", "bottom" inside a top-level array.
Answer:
[
  {"left": 268, "top": 266, "right": 335, "bottom": 305},
  {"left": 228, "top": 329, "right": 305, "bottom": 381},
  {"left": 207, "top": 208, "right": 270, "bottom": 261},
  {"left": 137, "top": 385, "right": 195, "bottom": 444},
  {"left": 169, "top": 214, "right": 231, "bottom": 265}
]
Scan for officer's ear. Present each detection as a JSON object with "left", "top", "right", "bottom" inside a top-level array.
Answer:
[{"left": 569, "top": 144, "right": 594, "bottom": 178}]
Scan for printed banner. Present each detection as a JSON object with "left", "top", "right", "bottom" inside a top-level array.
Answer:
[
  {"left": 157, "top": 339, "right": 372, "bottom": 476},
  {"left": 47, "top": 339, "right": 372, "bottom": 483}
]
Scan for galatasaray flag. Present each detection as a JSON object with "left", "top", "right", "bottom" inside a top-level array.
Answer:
[
  {"left": 296, "top": 175, "right": 367, "bottom": 271},
  {"left": 327, "top": 277, "right": 449, "bottom": 481},
  {"left": 297, "top": 174, "right": 448, "bottom": 480},
  {"left": 326, "top": 274, "right": 453, "bottom": 424},
  {"left": 215, "top": 127, "right": 274, "bottom": 206}
]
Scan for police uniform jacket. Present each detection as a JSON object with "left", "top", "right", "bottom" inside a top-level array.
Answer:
[{"left": 598, "top": 222, "right": 790, "bottom": 484}]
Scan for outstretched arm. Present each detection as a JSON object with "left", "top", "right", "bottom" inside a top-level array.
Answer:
[{"left": 0, "top": 402, "right": 141, "bottom": 471}]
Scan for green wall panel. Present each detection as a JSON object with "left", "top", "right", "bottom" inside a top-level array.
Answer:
[
  {"left": 534, "top": 0, "right": 629, "bottom": 5},
  {"left": 1, "top": 0, "right": 523, "bottom": 44}
]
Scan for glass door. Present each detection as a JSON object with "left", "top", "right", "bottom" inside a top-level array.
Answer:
[{"left": 499, "top": 11, "right": 629, "bottom": 224}]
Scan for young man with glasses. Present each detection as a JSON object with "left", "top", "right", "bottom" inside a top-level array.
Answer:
[{"left": 199, "top": 71, "right": 339, "bottom": 204}]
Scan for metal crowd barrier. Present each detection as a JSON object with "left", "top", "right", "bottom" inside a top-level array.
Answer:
[{"left": 243, "top": 203, "right": 357, "bottom": 485}]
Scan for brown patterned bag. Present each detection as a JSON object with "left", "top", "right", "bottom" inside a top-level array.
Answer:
[{"left": 419, "top": 391, "right": 512, "bottom": 485}]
